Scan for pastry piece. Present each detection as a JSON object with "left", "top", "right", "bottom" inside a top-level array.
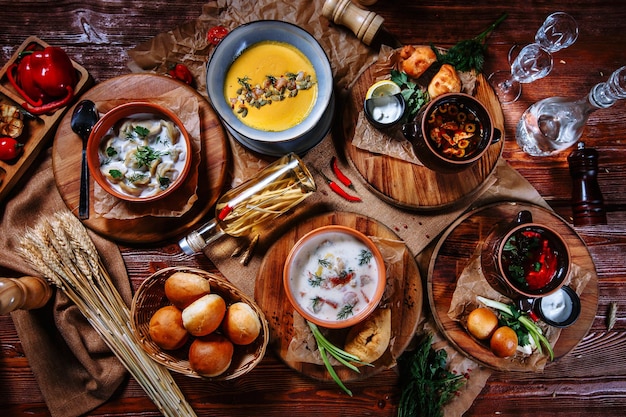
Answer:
[
  {"left": 343, "top": 308, "right": 391, "bottom": 364},
  {"left": 399, "top": 45, "right": 437, "bottom": 79},
  {"left": 189, "top": 334, "right": 234, "bottom": 377},
  {"left": 428, "top": 64, "right": 462, "bottom": 98},
  {"left": 182, "top": 293, "right": 226, "bottom": 336},
  {"left": 164, "top": 271, "right": 211, "bottom": 309},
  {"left": 222, "top": 302, "right": 262, "bottom": 345},
  {"left": 148, "top": 305, "right": 189, "bottom": 350}
]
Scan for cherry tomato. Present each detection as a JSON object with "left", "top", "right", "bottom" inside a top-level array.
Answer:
[
  {"left": 168, "top": 64, "right": 193, "bottom": 85},
  {"left": 207, "top": 26, "right": 228, "bottom": 46},
  {"left": 0, "top": 136, "right": 24, "bottom": 161}
]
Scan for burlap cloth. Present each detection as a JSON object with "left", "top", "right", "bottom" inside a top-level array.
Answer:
[
  {"left": 0, "top": 1, "right": 552, "bottom": 417},
  {"left": 0, "top": 150, "right": 132, "bottom": 417}
]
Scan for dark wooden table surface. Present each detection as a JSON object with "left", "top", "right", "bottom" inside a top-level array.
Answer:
[{"left": 1, "top": 1, "right": 625, "bottom": 416}]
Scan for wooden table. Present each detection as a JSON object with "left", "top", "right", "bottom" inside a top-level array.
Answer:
[{"left": 1, "top": 1, "right": 625, "bottom": 416}]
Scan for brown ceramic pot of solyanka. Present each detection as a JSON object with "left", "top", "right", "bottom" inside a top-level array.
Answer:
[
  {"left": 402, "top": 93, "right": 501, "bottom": 173},
  {"left": 480, "top": 210, "right": 571, "bottom": 299}
]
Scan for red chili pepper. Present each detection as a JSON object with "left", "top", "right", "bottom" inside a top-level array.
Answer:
[
  {"left": 168, "top": 63, "right": 194, "bottom": 86},
  {"left": 331, "top": 156, "right": 355, "bottom": 190},
  {"left": 6, "top": 46, "right": 77, "bottom": 115},
  {"left": 317, "top": 169, "right": 361, "bottom": 202},
  {"left": 207, "top": 26, "right": 229, "bottom": 46}
]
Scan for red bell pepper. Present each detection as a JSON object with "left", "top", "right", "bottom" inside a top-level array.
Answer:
[{"left": 6, "top": 46, "right": 77, "bottom": 115}]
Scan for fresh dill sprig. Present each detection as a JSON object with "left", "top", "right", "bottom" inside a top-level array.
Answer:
[{"left": 433, "top": 13, "right": 508, "bottom": 73}]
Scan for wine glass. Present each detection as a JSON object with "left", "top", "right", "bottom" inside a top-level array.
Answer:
[{"left": 488, "top": 12, "right": 578, "bottom": 104}]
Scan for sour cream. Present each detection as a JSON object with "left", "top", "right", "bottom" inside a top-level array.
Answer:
[{"left": 289, "top": 231, "right": 380, "bottom": 323}]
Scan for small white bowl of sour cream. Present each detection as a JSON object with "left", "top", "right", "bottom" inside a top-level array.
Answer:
[{"left": 283, "top": 225, "right": 386, "bottom": 329}]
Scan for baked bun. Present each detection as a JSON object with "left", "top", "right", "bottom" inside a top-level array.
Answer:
[
  {"left": 428, "top": 64, "right": 461, "bottom": 98},
  {"left": 164, "top": 272, "right": 211, "bottom": 309},
  {"left": 189, "top": 334, "right": 234, "bottom": 377},
  {"left": 400, "top": 45, "right": 437, "bottom": 79},
  {"left": 148, "top": 305, "right": 189, "bottom": 350},
  {"left": 343, "top": 308, "right": 391, "bottom": 364},
  {"left": 182, "top": 293, "right": 226, "bottom": 336},
  {"left": 223, "top": 302, "right": 261, "bottom": 345}
]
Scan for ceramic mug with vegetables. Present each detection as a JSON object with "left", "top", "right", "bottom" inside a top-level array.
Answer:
[
  {"left": 402, "top": 93, "right": 501, "bottom": 173},
  {"left": 481, "top": 210, "right": 571, "bottom": 299}
]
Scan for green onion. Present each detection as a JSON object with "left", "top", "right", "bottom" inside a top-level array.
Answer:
[
  {"left": 307, "top": 321, "right": 373, "bottom": 396},
  {"left": 477, "top": 296, "right": 554, "bottom": 361}
]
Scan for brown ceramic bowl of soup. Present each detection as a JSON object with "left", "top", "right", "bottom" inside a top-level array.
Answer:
[
  {"left": 283, "top": 225, "right": 386, "bottom": 329},
  {"left": 86, "top": 101, "right": 192, "bottom": 202},
  {"left": 402, "top": 93, "right": 501, "bottom": 173}
]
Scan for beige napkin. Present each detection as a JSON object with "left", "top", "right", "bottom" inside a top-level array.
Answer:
[
  {"left": 0, "top": 150, "right": 131, "bottom": 417},
  {"left": 127, "top": 0, "right": 551, "bottom": 414}
]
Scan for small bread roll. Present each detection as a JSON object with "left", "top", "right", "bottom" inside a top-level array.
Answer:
[
  {"left": 164, "top": 272, "right": 211, "bottom": 309},
  {"left": 428, "top": 64, "right": 461, "bottom": 98},
  {"left": 182, "top": 293, "right": 226, "bottom": 336},
  {"left": 344, "top": 308, "right": 391, "bottom": 364},
  {"left": 223, "top": 302, "right": 261, "bottom": 345},
  {"left": 400, "top": 45, "right": 437, "bottom": 79},
  {"left": 189, "top": 334, "right": 234, "bottom": 377},
  {"left": 148, "top": 305, "right": 189, "bottom": 350}
]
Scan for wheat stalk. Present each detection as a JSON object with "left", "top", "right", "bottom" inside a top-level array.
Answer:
[{"left": 18, "top": 211, "right": 196, "bottom": 417}]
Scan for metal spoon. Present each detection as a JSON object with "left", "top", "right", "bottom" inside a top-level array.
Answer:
[{"left": 70, "top": 100, "right": 99, "bottom": 220}]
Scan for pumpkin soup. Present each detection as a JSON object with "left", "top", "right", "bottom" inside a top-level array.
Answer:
[{"left": 224, "top": 41, "right": 317, "bottom": 132}]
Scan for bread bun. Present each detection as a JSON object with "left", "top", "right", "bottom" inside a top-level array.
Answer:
[
  {"left": 399, "top": 45, "right": 437, "bottom": 79},
  {"left": 148, "top": 305, "right": 189, "bottom": 350},
  {"left": 428, "top": 64, "right": 461, "bottom": 98},
  {"left": 164, "top": 272, "right": 211, "bottom": 309},
  {"left": 189, "top": 334, "right": 234, "bottom": 377},
  {"left": 182, "top": 293, "right": 226, "bottom": 336},
  {"left": 467, "top": 307, "right": 499, "bottom": 340},
  {"left": 343, "top": 308, "right": 391, "bottom": 364},
  {"left": 223, "top": 302, "right": 261, "bottom": 345},
  {"left": 490, "top": 326, "right": 518, "bottom": 358}
]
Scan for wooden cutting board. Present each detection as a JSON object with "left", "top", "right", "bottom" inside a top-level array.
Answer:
[
  {"left": 343, "top": 63, "right": 505, "bottom": 211},
  {"left": 428, "top": 202, "right": 598, "bottom": 371},
  {"left": 52, "top": 73, "right": 229, "bottom": 243},
  {"left": 254, "top": 211, "right": 422, "bottom": 382}
]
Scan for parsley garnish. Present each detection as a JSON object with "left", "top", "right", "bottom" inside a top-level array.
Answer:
[
  {"left": 106, "top": 147, "right": 117, "bottom": 157},
  {"left": 308, "top": 274, "right": 323, "bottom": 287},
  {"left": 134, "top": 125, "right": 150, "bottom": 137},
  {"left": 108, "top": 169, "right": 123, "bottom": 179},
  {"left": 397, "top": 334, "right": 467, "bottom": 417},
  {"left": 432, "top": 13, "right": 507, "bottom": 73},
  {"left": 158, "top": 176, "right": 171, "bottom": 190},
  {"left": 133, "top": 146, "right": 162, "bottom": 168},
  {"left": 318, "top": 259, "right": 332, "bottom": 268},
  {"left": 391, "top": 70, "right": 428, "bottom": 122}
]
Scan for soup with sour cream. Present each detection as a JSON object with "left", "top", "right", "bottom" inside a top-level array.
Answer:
[
  {"left": 224, "top": 40, "right": 317, "bottom": 132},
  {"left": 289, "top": 231, "right": 380, "bottom": 323},
  {"left": 98, "top": 114, "right": 187, "bottom": 199}
]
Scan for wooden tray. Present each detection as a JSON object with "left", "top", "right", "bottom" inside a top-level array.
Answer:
[
  {"left": 343, "top": 60, "right": 504, "bottom": 211},
  {"left": 428, "top": 202, "right": 598, "bottom": 371},
  {"left": 0, "top": 36, "right": 92, "bottom": 203},
  {"left": 52, "top": 73, "right": 229, "bottom": 243},
  {"left": 254, "top": 211, "right": 422, "bottom": 382}
]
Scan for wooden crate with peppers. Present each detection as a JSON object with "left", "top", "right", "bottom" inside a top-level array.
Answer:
[{"left": 0, "top": 36, "right": 92, "bottom": 203}]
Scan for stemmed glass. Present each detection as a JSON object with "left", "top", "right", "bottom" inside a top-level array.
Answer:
[{"left": 489, "top": 12, "right": 579, "bottom": 104}]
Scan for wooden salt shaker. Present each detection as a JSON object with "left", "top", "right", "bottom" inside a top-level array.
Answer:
[
  {"left": 0, "top": 276, "right": 53, "bottom": 314},
  {"left": 322, "top": 0, "right": 385, "bottom": 45},
  {"left": 567, "top": 141, "right": 607, "bottom": 226}
]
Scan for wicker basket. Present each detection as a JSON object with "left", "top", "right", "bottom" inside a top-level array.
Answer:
[{"left": 131, "top": 266, "right": 269, "bottom": 379}]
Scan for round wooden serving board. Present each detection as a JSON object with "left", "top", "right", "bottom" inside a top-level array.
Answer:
[
  {"left": 343, "top": 62, "right": 505, "bottom": 211},
  {"left": 52, "top": 73, "right": 229, "bottom": 243},
  {"left": 254, "top": 211, "right": 423, "bottom": 382},
  {"left": 428, "top": 202, "right": 598, "bottom": 371}
]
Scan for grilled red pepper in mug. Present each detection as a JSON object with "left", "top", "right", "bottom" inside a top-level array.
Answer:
[{"left": 7, "top": 46, "right": 77, "bottom": 115}]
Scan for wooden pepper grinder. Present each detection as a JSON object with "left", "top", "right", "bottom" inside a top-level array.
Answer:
[
  {"left": 322, "top": 0, "right": 385, "bottom": 46},
  {"left": 0, "top": 276, "right": 53, "bottom": 315},
  {"left": 567, "top": 141, "right": 607, "bottom": 226}
]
